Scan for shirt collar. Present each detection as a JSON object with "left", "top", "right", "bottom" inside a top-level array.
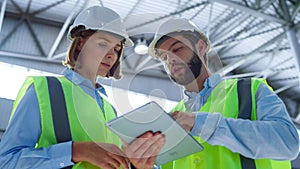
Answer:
[
  {"left": 184, "top": 73, "right": 222, "bottom": 98},
  {"left": 61, "top": 68, "right": 99, "bottom": 90}
]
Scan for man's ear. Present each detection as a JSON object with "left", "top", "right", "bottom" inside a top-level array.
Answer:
[
  {"left": 196, "top": 39, "right": 207, "bottom": 54},
  {"left": 196, "top": 39, "right": 207, "bottom": 63}
]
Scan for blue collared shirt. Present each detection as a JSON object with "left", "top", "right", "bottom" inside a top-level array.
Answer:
[
  {"left": 0, "top": 68, "right": 108, "bottom": 169},
  {"left": 187, "top": 74, "right": 299, "bottom": 160}
]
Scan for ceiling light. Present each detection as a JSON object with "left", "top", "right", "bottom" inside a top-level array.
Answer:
[{"left": 134, "top": 39, "right": 148, "bottom": 55}]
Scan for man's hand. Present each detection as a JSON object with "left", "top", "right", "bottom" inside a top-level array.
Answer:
[
  {"left": 123, "top": 131, "right": 165, "bottom": 169},
  {"left": 72, "top": 142, "right": 129, "bottom": 169},
  {"left": 170, "top": 111, "right": 196, "bottom": 132}
]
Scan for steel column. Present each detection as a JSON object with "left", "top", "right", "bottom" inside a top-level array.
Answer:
[
  {"left": 286, "top": 27, "right": 300, "bottom": 88},
  {"left": 0, "top": 0, "right": 7, "bottom": 32}
]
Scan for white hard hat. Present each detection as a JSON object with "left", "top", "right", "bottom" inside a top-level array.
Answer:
[
  {"left": 68, "top": 6, "right": 133, "bottom": 47},
  {"left": 148, "top": 18, "right": 210, "bottom": 59}
]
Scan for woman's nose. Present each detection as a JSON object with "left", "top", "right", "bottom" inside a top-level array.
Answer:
[{"left": 106, "top": 48, "right": 117, "bottom": 59}]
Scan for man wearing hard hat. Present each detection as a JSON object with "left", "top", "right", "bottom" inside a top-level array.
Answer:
[
  {"left": 0, "top": 6, "right": 165, "bottom": 169},
  {"left": 148, "top": 18, "right": 299, "bottom": 169}
]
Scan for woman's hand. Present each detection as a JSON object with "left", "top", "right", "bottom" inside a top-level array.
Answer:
[
  {"left": 72, "top": 142, "right": 129, "bottom": 169},
  {"left": 123, "top": 131, "right": 166, "bottom": 169}
]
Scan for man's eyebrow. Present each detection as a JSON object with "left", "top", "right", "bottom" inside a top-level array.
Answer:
[
  {"left": 168, "top": 41, "right": 182, "bottom": 51},
  {"left": 158, "top": 40, "right": 182, "bottom": 55}
]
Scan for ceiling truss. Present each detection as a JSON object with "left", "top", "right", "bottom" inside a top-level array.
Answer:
[{"left": 0, "top": 0, "right": 299, "bottom": 126}]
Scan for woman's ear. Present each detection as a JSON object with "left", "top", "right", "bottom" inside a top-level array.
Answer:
[{"left": 76, "top": 36, "right": 85, "bottom": 51}]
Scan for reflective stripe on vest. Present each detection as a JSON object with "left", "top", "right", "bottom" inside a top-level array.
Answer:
[
  {"left": 161, "top": 78, "right": 291, "bottom": 169},
  {"left": 47, "top": 77, "right": 72, "bottom": 169},
  {"left": 12, "top": 76, "right": 121, "bottom": 169},
  {"left": 237, "top": 78, "right": 256, "bottom": 169}
]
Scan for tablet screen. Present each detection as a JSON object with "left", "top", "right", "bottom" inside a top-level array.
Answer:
[{"left": 106, "top": 101, "right": 204, "bottom": 165}]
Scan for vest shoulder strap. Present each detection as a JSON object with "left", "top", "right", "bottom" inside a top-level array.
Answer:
[
  {"left": 46, "top": 76, "right": 72, "bottom": 169},
  {"left": 237, "top": 78, "right": 252, "bottom": 120},
  {"left": 237, "top": 78, "right": 256, "bottom": 169}
]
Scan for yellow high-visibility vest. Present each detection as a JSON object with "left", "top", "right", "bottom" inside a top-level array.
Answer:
[
  {"left": 161, "top": 78, "right": 291, "bottom": 169},
  {"left": 12, "top": 76, "right": 120, "bottom": 169}
]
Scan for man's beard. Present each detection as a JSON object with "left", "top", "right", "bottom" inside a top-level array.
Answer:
[{"left": 168, "top": 52, "right": 202, "bottom": 85}]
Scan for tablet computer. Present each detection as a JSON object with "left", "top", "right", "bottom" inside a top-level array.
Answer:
[{"left": 106, "top": 101, "right": 204, "bottom": 166}]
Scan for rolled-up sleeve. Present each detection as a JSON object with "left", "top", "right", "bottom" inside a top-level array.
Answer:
[{"left": 190, "top": 83, "right": 299, "bottom": 160}]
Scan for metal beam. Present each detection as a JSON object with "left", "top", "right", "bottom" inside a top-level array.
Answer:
[
  {"left": 217, "top": 18, "right": 264, "bottom": 45},
  {"left": 278, "top": 0, "right": 291, "bottom": 21},
  {"left": 0, "top": 0, "right": 7, "bottom": 32},
  {"left": 99, "top": 0, "right": 104, "bottom": 7},
  {"left": 31, "top": 0, "right": 66, "bottom": 16},
  {"left": 25, "top": 0, "right": 32, "bottom": 13},
  {"left": 52, "top": 52, "right": 67, "bottom": 60},
  {"left": 216, "top": 32, "right": 285, "bottom": 75},
  {"left": 127, "top": 2, "right": 207, "bottom": 31},
  {"left": 190, "top": 2, "right": 208, "bottom": 20},
  {"left": 212, "top": 14, "right": 251, "bottom": 45},
  {"left": 286, "top": 27, "right": 300, "bottom": 88},
  {"left": 125, "top": 0, "right": 142, "bottom": 18},
  {"left": 0, "top": 51, "right": 63, "bottom": 74},
  {"left": 255, "top": 56, "right": 294, "bottom": 78},
  {"left": 175, "top": 0, "right": 193, "bottom": 17},
  {"left": 5, "top": 11, "right": 63, "bottom": 27},
  {"left": 0, "top": 17, "right": 24, "bottom": 48},
  {"left": 254, "top": 0, "right": 261, "bottom": 9},
  {"left": 244, "top": 36, "right": 286, "bottom": 78},
  {"left": 211, "top": 11, "right": 243, "bottom": 41},
  {"left": 135, "top": 55, "right": 153, "bottom": 71},
  {"left": 24, "top": 18, "right": 46, "bottom": 56},
  {"left": 274, "top": 81, "right": 299, "bottom": 94},
  {"left": 176, "top": 0, "right": 182, "bottom": 16},
  {"left": 261, "top": 38, "right": 285, "bottom": 78},
  {"left": 210, "top": 0, "right": 287, "bottom": 25},
  {"left": 291, "top": 2, "right": 300, "bottom": 21},
  {"left": 212, "top": 41, "right": 239, "bottom": 51},
  {"left": 223, "top": 72, "right": 261, "bottom": 79},
  {"left": 47, "top": 0, "right": 82, "bottom": 59},
  {"left": 0, "top": 51, "right": 60, "bottom": 63},
  {"left": 47, "top": 16, "right": 73, "bottom": 59},
  {"left": 205, "top": 2, "right": 214, "bottom": 39},
  {"left": 293, "top": 113, "right": 300, "bottom": 125},
  {"left": 218, "top": 21, "right": 269, "bottom": 55},
  {"left": 10, "top": 0, "right": 23, "bottom": 13},
  {"left": 207, "top": 8, "right": 237, "bottom": 38}
]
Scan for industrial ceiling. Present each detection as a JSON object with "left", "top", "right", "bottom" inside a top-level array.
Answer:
[{"left": 0, "top": 0, "right": 300, "bottom": 131}]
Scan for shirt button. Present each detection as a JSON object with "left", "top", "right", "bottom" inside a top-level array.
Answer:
[{"left": 60, "top": 162, "right": 65, "bottom": 167}]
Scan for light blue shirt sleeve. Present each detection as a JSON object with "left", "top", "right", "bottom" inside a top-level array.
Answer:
[
  {"left": 0, "top": 84, "right": 74, "bottom": 169},
  {"left": 191, "top": 83, "right": 299, "bottom": 160}
]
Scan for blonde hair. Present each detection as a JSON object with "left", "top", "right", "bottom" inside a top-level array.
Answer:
[{"left": 63, "top": 27, "right": 123, "bottom": 79}]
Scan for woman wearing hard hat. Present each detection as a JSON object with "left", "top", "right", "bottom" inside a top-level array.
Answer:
[{"left": 0, "top": 6, "right": 165, "bottom": 169}]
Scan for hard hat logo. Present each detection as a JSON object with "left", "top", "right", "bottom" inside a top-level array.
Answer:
[{"left": 68, "top": 6, "right": 133, "bottom": 47}]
